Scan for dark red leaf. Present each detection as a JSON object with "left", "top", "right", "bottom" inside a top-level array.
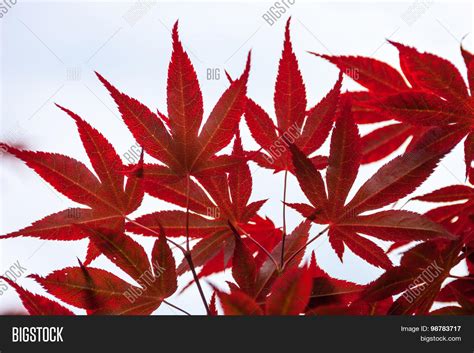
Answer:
[
  {"left": 266, "top": 267, "right": 312, "bottom": 315},
  {"left": 217, "top": 289, "right": 263, "bottom": 316},
  {"left": 151, "top": 236, "right": 178, "bottom": 298},
  {"left": 2, "top": 276, "right": 74, "bottom": 315}
]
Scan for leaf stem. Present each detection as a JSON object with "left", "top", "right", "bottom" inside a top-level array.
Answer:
[
  {"left": 162, "top": 299, "right": 192, "bottom": 316},
  {"left": 182, "top": 174, "right": 210, "bottom": 314},
  {"left": 125, "top": 217, "right": 186, "bottom": 253},
  {"left": 283, "top": 225, "right": 329, "bottom": 270},
  {"left": 281, "top": 169, "right": 288, "bottom": 268},
  {"left": 184, "top": 251, "right": 211, "bottom": 315},
  {"left": 185, "top": 173, "right": 191, "bottom": 252},
  {"left": 125, "top": 216, "right": 210, "bottom": 315}
]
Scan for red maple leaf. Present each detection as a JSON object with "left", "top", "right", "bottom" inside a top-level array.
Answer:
[
  {"left": 96, "top": 21, "right": 251, "bottom": 213},
  {"left": 243, "top": 18, "right": 340, "bottom": 174},
  {"left": 217, "top": 265, "right": 312, "bottom": 316},
  {"left": 288, "top": 97, "right": 456, "bottom": 269},
  {"left": 361, "top": 239, "right": 463, "bottom": 314},
  {"left": 1, "top": 276, "right": 74, "bottom": 315},
  {"left": 315, "top": 43, "right": 473, "bottom": 169},
  {"left": 127, "top": 132, "right": 279, "bottom": 284},
  {"left": 1, "top": 105, "right": 144, "bottom": 264},
  {"left": 31, "top": 231, "right": 177, "bottom": 315}
]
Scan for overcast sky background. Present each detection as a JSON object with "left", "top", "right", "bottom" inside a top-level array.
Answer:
[{"left": 0, "top": 0, "right": 473, "bottom": 314}]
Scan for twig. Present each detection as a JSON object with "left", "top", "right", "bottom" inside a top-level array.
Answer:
[
  {"left": 281, "top": 169, "right": 288, "bottom": 268},
  {"left": 283, "top": 226, "right": 329, "bottom": 269},
  {"left": 163, "top": 299, "right": 192, "bottom": 316},
  {"left": 125, "top": 217, "right": 186, "bottom": 253},
  {"left": 125, "top": 216, "right": 210, "bottom": 315},
  {"left": 184, "top": 173, "right": 210, "bottom": 315},
  {"left": 185, "top": 173, "right": 191, "bottom": 252},
  {"left": 184, "top": 251, "right": 211, "bottom": 315}
]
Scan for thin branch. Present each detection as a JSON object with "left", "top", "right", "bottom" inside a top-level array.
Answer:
[
  {"left": 281, "top": 169, "right": 288, "bottom": 268},
  {"left": 184, "top": 173, "right": 211, "bottom": 315},
  {"left": 184, "top": 251, "right": 211, "bottom": 315},
  {"left": 163, "top": 299, "right": 192, "bottom": 316},
  {"left": 125, "top": 216, "right": 210, "bottom": 315},
  {"left": 228, "top": 221, "right": 280, "bottom": 272},
  {"left": 185, "top": 173, "right": 191, "bottom": 252},
  {"left": 283, "top": 225, "right": 329, "bottom": 270},
  {"left": 125, "top": 217, "right": 186, "bottom": 253}
]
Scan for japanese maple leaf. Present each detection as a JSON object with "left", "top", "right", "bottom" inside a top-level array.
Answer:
[
  {"left": 414, "top": 185, "right": 474, "bottom": 235},
  {"left": 96, "top": 21, "right": 251, "bottom": 212},
  {"left": 1, "top": 105, "right": 144, "bottom": 264},
  {"left": 217, "top": 266, "right": 312, "bottom": 316},
  {"left": 304, "top": 252, "right": 364, "bottom": 314},
  {"left": 1, "top": 276, "right": 74, "bottom": 315},
  {"left": 361, "top": 239, "right": 463, "bottom": 315},
  {"left": 170, "top": 215, "right": 282, "bottom": 297},
  {"left": 306, "top": 299, "right": 393, "bottom": 315},
  {"left": 243, "top": 18, "right": 341, "bottom": 174},
  {"left": 176, "top": 218, "right": 305, "bottom": 298},
  {"left": 227, "top": 218, "right": 310, "bottom": 298},
  {"left": 428, "top": 209, "right": 474, "bottom": 315},
  {"left": 126, "top": 133, "right": 276, "bottom": 279},
  {"left": 314, "top": 43, "right": 473, "bottom": 168},
  {"left": 303, "top": 252, "right": 393, "bottom": 315},
  {"left": 387, "top": 184, "right": 474, "bottom": 253},
  {"left": 30, "top": 232, "right": 177, "bottom": 315},
  {"left": 433, "top": 277, "right": 474, "bottom": 315},
  {"left": 249, "top": 220, "right": 311, "bottom": 301},
  {"left": 288, "top": 97, "right": 456, "bottom": 269}
]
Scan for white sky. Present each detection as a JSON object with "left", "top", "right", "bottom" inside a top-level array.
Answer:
[{"left": 0, "top": 1, "right": 473, "bottom": 314}]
